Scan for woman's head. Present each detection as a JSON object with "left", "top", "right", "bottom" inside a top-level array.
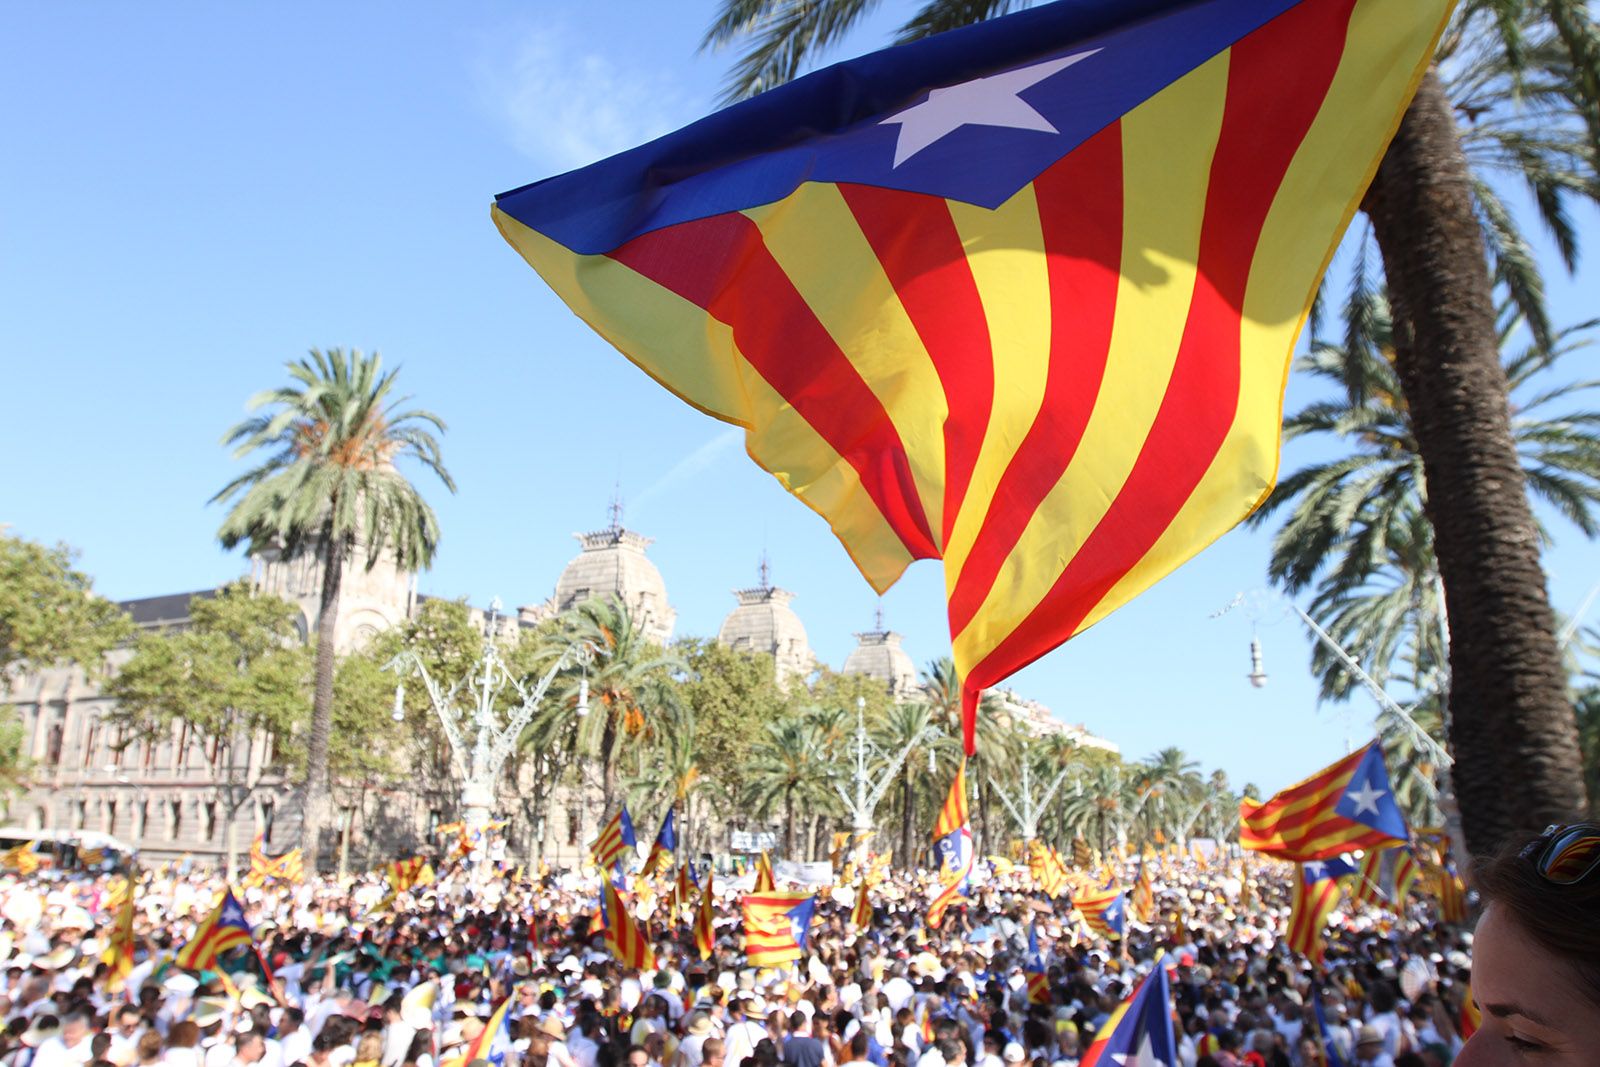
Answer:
[{"left": 1458, "top": 822, "right": 1600, "bottom": 1065}]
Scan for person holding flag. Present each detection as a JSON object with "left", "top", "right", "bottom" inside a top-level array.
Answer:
[{"left": 926, "top": 760, "right": 974, "bottom": 928}]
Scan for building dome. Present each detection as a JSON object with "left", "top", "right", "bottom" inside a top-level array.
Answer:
[
  {"left": 717, "top": 561, "right": 814, "bottom": 687},
  {"left": 842, "top": 609, "right": 918, "bottom": 698},
  {"left": 552, "top": 517, "right": 676, "bottom": 647}
]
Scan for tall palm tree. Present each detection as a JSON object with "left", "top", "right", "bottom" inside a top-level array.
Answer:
[
  {"left": 1253, "top": 305, "right": 1600, "bottom": 829},
  {"left": 547, "top": 595, "right": 684, "bottom": 814},
  {"left": 742, "top": 712, "right": 840, "bottom": 857},
  {"left": 873, "top": 700, "right": 948, "bottom": 867},
  {"left": 214, "top": 348, "right": 453, "bottom": 856},
  {"left": 701, "top": 0, "right": 1600, "bottom": 853}
]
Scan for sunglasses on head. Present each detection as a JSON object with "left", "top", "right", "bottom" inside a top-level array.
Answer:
[{"left": 1521, "top": 823, "right": 1600, "bottom": 885}]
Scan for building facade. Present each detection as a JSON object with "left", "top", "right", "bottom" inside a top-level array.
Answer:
[{"left": 3, "top": 512, "right": 1115, "bottom": 867}]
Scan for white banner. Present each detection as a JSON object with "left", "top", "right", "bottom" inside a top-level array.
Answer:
[{"left": 774, "top": 860, "right": 834, "bottom": 886}]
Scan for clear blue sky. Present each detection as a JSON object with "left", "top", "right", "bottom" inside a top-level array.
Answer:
[{"left": 4, "top": 2, "right": 1597, "bottom": 792}]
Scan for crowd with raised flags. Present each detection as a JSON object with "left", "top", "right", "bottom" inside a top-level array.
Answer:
[{"left": 0, "top": 744, "right": 1525, "bottom": 1067}]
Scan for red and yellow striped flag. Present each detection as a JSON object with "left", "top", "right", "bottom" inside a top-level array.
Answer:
[
  {"left": 743, "top": 891, "right": 817, "bottom": 967},
  {"left": 387, "top": 856, "right": 435, "bottom": 893},
  {"left": 927, "top": 760, "right": 974, "bottom": 928},
  {"left": 695, "top": 868, "right": 716, "bottom": 960},
  {"left": 753, "top": 850, "right": 776, "bottom": 893},
  {"left": 101, "top": 876, "right": 138, "bottom": 991},
  {"left": 852, "top": 878, "right": 872, "bottom": 931},
  {"left": 493, "top": 0, "right": 1455, "bottom": 755},
  {"left": 601, "top": 880, "right": 655, "bottom": 970},
  {"left": 1240, "top": 742, "right": 1409, "bottom": 861},
  {"left": 1286, "top": 862, "right": 1345, "bottom": 964},
  {"left": 176, "top": 888, "right": 254, "bottom": 972},
  {"left": 1029, "top": 841, "right": 1068, "bottom": 898},
  {"left": 1132, "top": 864, "right": 1154, "bottom": 923}
]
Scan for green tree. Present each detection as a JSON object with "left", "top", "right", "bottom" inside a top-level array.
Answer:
[
  {"left": 213, "top": 348, "right": 454, "bottom": 860},
  {"left": 543, "top": 595, "right": 684, "bottom": 813},
  {"left": 701, "top": 0, "right": 1600, "bottom": 854},
  {"left": 674, "top": 638, "right": 788, "bottom": 806},
  {"left": 104, "top": 583, "right": 308, "bottom": 874},
  {"left": 741, "top": 712, "right": 840, "bottom": 858},
  {"left": 0, "top": 531, "right": 131, "bottom": 675}
]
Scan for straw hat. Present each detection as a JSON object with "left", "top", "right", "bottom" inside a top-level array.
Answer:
[
  {"left": 538, "top": 1018, "right": 567, "bottom": 1040},
  {"left": 35, "top": 945, "right": 77, "bottom": 971},
  {"left": 1357, "top": 1026, "right": 1384, "bottom": 1047},
  {"left": 21, "top": 1020, "right": 59, "bottom": 1047},
  {"left": 241, "top": 987, "right": 275, "bottom": 1011},
  {"left": 685, "top": 1014, "right": 713, "bottom": 1036},
  {"left": 402, "top": 982, "right": 438, "bottom": 1030},
  {"left": 193, "top": 998, "right": 231, "bottom": 1028}
]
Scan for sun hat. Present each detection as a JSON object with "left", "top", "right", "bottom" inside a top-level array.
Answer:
[
  {"left": 1356, "top": 1026, "right": 1383, "bottom": 1046},
  {"left": 1002, "top": 1044, "right": 1026, "bottom": 1064},
  {"left": 685, "top": 1014, "right": 713, "bottom": 1036}
]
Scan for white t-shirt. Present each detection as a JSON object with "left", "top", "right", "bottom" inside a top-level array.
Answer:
[{"left": 30, "top": 1037, "right": 93, "bottom": 1067}]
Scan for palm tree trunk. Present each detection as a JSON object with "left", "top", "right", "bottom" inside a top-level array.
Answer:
[
  {"left": 1365, "top": 68, "right": 1587, "bottom": 853},
  {"left": 900, "top": 763, "right": 915, "bottom": 871},
  {"left": 783, "top": 784, "right": 796, "bottom": 859},
  {"left": 301, "top": 529, "right": 345, "bottom": 863},
  {"left": 599, "top": 709, "right": 619, "bottom": 813}
]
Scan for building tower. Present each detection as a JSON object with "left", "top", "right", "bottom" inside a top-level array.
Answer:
[
  {"left": 550, "top": 496, "right": 676, "bottom": 646},
  {"left": 841, "top": 602, "right": 919, "bottom": 698},
  {"left": 716, "top": 556, "right": 814, "bottom": 687}
]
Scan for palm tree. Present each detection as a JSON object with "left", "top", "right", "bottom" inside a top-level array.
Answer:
[
  {"left": 214, "top": 348, "right": 453, "bottom": 856},
  {"left": 700, "top": 0, "right": 1600, "bottom": 854},
  {"left": 742, "top": 713, "right": 839, "bottom": 857},
  {"left": 547, "top": 595, "right": 684, "bottom": 814},
  {"left": 1254, "top": 304, "right": 1600, "bottom": 831},
  {"left": 873, "top": 700, "right": 947, "bottom": 867}
]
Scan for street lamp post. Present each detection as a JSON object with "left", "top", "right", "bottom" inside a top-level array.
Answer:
[
  {"left": 989, "top": 745, "right": 1073, "bottom": 845},
  {"left": 384, "top": 599, "right": 593, "bottom": 841},
  {"left": 832, "top": 696, "right": 935, "bottom": 871}
]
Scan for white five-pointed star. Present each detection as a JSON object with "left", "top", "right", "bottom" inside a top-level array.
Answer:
[
  {"left": 1111, "top": 1033, "right": 1171, "bottom": 1067},
  {"left": 879, "top": 49, "right": 1101, "bottom": 167},
  {"left": 1346, "top": 779, "right": 1387, "bottom": 817},
  {"left": 1304, "top": 862, "right": 1329, "bottom": 882}
]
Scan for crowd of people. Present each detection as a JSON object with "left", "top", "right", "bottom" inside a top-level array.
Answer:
[{"left": 0, "top": 825, "right": 1594, "bottom": 1067}]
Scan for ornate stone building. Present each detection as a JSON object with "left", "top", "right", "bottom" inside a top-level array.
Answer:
[
  {"left": 716, "top": 560, "right": 814, "bottom": 687},
  {"left": 3, "top": 509, "right": 1115, "bottom": 867},
  {"left": 841, "top": 608, "right": 920, "bottom": 697}
]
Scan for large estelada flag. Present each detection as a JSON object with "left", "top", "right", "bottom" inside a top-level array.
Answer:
[
  {"left": 1081, "top": 961, "right": 1177, "bottom": 1066},
  {"left": 1240, "top": 741, "right": 1409, "bottom": 861},
  {"left": 176, "top": 888, "right": 254, "bottom": 972},
  {"left": 493, "top": 0, "right": 1455, "bottom": 751},
  {"left": 742, "top": 891, "right": 818, "bottom": 967}
]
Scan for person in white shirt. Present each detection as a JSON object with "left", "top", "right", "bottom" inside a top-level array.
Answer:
[
  {"left": 721, "top": 1001, "right": 767, "bottom": 1067},
  {"left": 31, "top": 1012, "right": 93, "bottom": 1067}
]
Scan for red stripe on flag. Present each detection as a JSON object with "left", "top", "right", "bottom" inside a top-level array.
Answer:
[
  {"left": 611, "top": 215, "right": 940, "bottom": 560},
  {"left": 967, "top": 0, "right": 1356, "bottom": 693},
  {"left": 838, "top": 183, "right": 995, "bottom": 546},
  {"left": 947, "top": 123, "right": 1124, "bottom": 635}
]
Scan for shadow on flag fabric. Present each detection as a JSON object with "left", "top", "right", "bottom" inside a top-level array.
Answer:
[
  {"left": 927, "top": 759, "right": 975, "bottom": 928},
  {"left": 492, "top": 0, "right": 1455, "bottom": 755},
  {"left": 1240, "top": 741, "right": 1409, "bottom": 861},
  {"left": 643, "top": 808, "right": 677, "bottom": 876},
  {"left": 1287, "top": 857, "right": 1356, "bottom": 964},
  {"left": 743, "top": 891, "right": 818, "bottom": 967},
  {"left": 1081, "top": 960, "right": 1177, "bottom": 1066},
  {"left": 176, "top": 888, "right": 254, "bottom": 972}
]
